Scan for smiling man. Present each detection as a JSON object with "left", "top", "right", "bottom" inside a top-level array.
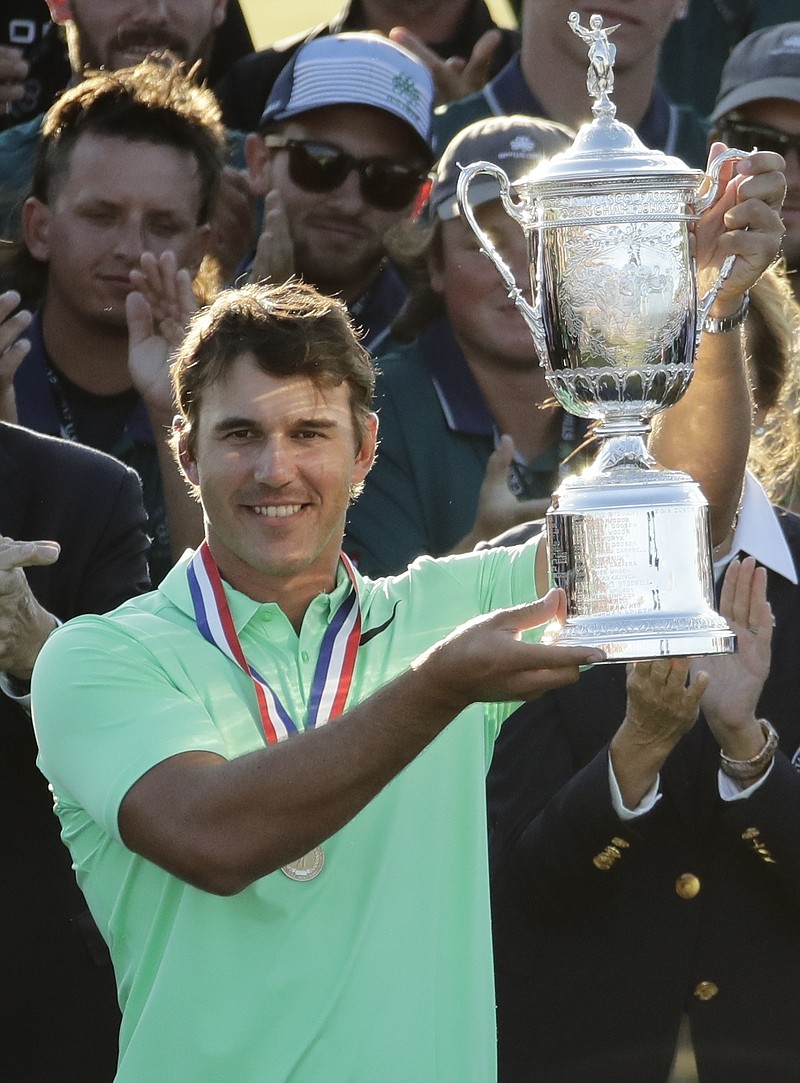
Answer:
[
  {"left": 245, "top": 32, "right": 435, "bottom": 354},
  {"left": 32, "top": 279, "right": 605, "bottom": 1082}
]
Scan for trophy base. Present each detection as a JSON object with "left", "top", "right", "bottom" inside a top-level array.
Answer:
[
  {"left": 546, "top": 463, "right": 736, "bottom": 664},
  {"left": 541, "top": 614, "right": 736, "bottom": 662}
]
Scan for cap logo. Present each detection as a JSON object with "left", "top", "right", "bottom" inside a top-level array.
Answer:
[
  {"left": 771, "top": 34, "right": 800, "bottom": 55},
  {"left": 391, "top": 72, "right": 423, "bottom": 110},
  {"left": 510, "top": 135, "right": 537, "bottom": 153}
]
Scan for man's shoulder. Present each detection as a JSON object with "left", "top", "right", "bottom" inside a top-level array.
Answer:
[
  {"left": 375, "top": 339, "right": 432, "bottom": 386},
  {"left": 0, "top": 114, "right": 43, "bottom": 160},
  {"left": 433, "top": 89, "right": 494, "bottom": 153},
  {"left": 670, "top": 102, "right": 710, "bottom": 170},
  {"left": 0, "top": 114, "right": 41, "bottom": 233},
  {"left": 0, "top": 421, "right": 137, "bottom": 486}
]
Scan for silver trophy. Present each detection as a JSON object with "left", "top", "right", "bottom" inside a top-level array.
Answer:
[{"left": 456, "top": 12, "right": 744, "bottom": 662}]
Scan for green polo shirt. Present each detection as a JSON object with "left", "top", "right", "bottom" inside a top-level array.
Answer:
[{"left": 33, "top": 542, "right": 541, "bottom": 1083}]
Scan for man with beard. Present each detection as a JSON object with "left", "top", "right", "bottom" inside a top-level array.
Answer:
[
  {"left": 244, "top": 32, "right": 435, "bottom": 355},
  {"left": 4, "top": 60, "right": 225, "bottom": 583},
  {"left": 710, "top": 22, "right": 800, "bottom": 303},
  {"left": 0, "top": 1, "right": 253, "bottom": 285}
]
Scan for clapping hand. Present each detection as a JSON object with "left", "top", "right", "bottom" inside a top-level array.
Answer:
[
  {"left": 0, "top": 290, "right": 32, "bottom": 422},
  {"left": 126, "top": 251, "right": 198, "bottom": 413}
]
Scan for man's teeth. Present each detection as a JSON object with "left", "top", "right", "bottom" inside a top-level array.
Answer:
[{"left": 253, "top": 504, "right": 303, "bottom": 517}]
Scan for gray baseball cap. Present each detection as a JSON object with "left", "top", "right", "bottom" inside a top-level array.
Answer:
[
  {"left": 260, "top": 32, "right": 435, "bottom": 153},
  {"left": 711, "top": 22, "right": 800, "bottom": 122},
  {"left": 428, "top": 115, "right": 574, "bottom": 221}
]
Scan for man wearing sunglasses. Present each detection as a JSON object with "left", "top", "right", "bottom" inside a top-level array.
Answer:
[
  {"left": 710, "top": 22, "right": 800, "bottom": 303},
  {"left": 245, "top": 32, "right": 435, "bottom": 356}
]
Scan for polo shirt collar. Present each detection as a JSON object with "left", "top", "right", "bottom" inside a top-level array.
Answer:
[
  {"left": 420, "top": 318, "right": 495, "bottom": 437},
  {"left": 483, "top": 54, "right": 672, "bottom": 152},
  {"left": 713, "top": 472, "right": 798, "bottom": 584},
  {"left": 160, "top": 549, "right": 359, "bottom": 633},
  {"left": 351, "top": 262, "right": 407, "bottom": 354}
]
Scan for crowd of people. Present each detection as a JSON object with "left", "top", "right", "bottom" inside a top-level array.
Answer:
[{"left": 1, "top": 3, "right": 799, "bottom": 1082}]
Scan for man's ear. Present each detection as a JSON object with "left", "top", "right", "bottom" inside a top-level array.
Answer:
[
  {"left": 22, "top": 198, "right": 51, "bottom": 262},
  {"left": 176, "top": 425, "right": 199, "bottom": 487},
  {"left": 245, "top": 133, "right": 270, "bottom": 197},
  {"left": 353, "top": 412, "right": 379, "bottom": 484}
]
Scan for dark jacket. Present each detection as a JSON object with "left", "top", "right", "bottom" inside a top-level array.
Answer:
[
  {"left": 488, "top": 507, "right": 800, "bottom": 1082},
  {"left": 0, "top": 422, "right": 150, "bottom": 1081}
]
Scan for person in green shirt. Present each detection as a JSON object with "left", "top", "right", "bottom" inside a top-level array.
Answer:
[{"left": 32, "top": 127, "right": 784, "bottom": 1079}]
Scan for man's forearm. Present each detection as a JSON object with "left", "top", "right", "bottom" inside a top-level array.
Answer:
[
  {"left": 119, "top": 661, "right": 464, "bottom": 895},
  {"left": 649, "top": 326, "right": 751, "bottom": 546}
]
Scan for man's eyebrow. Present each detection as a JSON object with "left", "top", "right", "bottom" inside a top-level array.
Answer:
[
  {"left": 210, "top": 416, "right": 342, "bottom": 434},
  {"left": 212, "top": 415, "right": 260, "bottom": 433},
  {"left": 76, "top": 197, "right": 118, "bottom": 209},
  {"left": 291, "top": 417, "right": 339, "bottom": 430}
]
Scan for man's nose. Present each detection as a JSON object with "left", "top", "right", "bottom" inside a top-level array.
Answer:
[
  {"left": 253, "top": 439, "right": 294, "bottom": 486},
  {"left": 113, "top": 218, "right": 146, "bottom": 262},
  {"left": 326, "top": 166, "right": 366, "bottom": 212}
]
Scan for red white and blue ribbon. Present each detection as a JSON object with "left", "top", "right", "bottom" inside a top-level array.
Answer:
[{"left": 187, "top": 541, "right": 361, "bottom": 745}]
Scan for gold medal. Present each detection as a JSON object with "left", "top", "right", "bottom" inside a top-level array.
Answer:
[{"left": 281, "top": 846, "right": 325, "bottom": 882}]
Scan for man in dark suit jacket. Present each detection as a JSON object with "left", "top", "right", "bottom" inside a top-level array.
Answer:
[
  {"left": 0, "top": 420, "right": 150, "bottom": 1081},
  {"left": 488, "top": 504, "right": 800, "bottom": 1082}
]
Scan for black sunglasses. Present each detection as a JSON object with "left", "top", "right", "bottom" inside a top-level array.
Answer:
[
  {"left": 264, "top": 135, "right": 427, "bottom": 212},
  {"left": 717, "top": 118, "right": 800, "bottom": 160}
]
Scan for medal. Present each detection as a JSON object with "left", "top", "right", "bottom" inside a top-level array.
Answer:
[
  {"left": 188, "top": 543, "right": 362, "bottom": 881},
  {"left": 281, "top": 846, "right": 325, "bottom": 882}
]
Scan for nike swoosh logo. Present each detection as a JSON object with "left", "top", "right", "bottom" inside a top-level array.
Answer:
[{"left": 359, "top": 601, "right": 401, "bottom": 645}]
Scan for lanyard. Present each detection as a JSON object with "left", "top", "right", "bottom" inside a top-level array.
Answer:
[
  {"left": 45, "top": 365, "right": 78, "bottom": 442},
  {"left": 187, "top": 541, "right": 361, "bottom": 744}
]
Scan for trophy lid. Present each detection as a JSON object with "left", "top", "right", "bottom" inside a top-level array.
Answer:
[{"left": 517, "top": 12, "right": 703, "bottom": 191}]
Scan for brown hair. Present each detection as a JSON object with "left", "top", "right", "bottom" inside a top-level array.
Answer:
[
  {"left": 172, "top": 280, "right": 376, "bottom": 457},
  {"left": 0, "top": 57, "right": 226, "bottom": 306},
  {"left": 34, "top": 57, "right": 225, "bottom": 217}
]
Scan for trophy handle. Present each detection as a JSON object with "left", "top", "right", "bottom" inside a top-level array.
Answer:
[
  {"left": 455, "top": 161, "right": 548, "bottom": 359},
  {"left": 693, "top": 146, "right": 748, "bottom": 343}
]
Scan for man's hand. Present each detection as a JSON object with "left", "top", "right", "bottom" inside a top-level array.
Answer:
[
  {"left": 209, "top": 166, "right": 256, "bottom": 284},
  {"left": 249, "top": 158, "right": 295, "bottom": 285},
  {"left": 452, "top": 435, "right": 551, "bottom": 553},
  {"left": 126, "top": 250, "right": 197, "bottom": 414},
  {"left": 0, "top": 46, "right": 29, "bottom": 115},
  {"left": 389, "top": 27, "right": 501, "bottom": 105},
  {"left": 412, "top": 588, "right": 605, "bottom": 712},
  {"left": 695, "top": 144, "right": 786, "bottom": 316},
  {"left": 0, "top": 290, "right": 32, "bottom": 422},
  {"left": 690, "top": 556, "right": 773, "bottom": 762},
  {"left": 0, "top": 538, "right": 60, "bottom": 680}
]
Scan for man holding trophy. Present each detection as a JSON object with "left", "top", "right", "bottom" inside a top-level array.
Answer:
[{"left": 31, "top": 13, "right": 788, "bottom": 1083}]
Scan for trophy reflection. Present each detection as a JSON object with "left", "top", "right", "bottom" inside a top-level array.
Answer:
[{"left": 456, "top": 12, "right": 742, "bottom": 662}]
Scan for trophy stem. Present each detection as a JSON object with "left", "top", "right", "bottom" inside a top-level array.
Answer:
[{"left": 589, "top": 430, "right": 656, "bottom": 474}]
